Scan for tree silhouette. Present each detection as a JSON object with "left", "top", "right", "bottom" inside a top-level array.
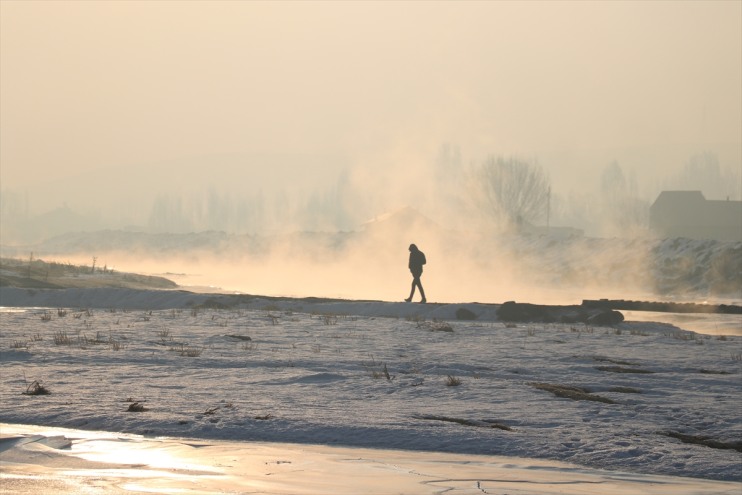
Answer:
[
  {"left": 474, "top": 156, "right": 550, "bottom": 229},
  {"left": 670, "top": 152, "right": 741, "bottom": 200}
]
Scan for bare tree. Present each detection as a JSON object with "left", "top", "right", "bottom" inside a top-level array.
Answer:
[
  {"left": 601, "top": 160, "right": 627, "bottom": 199},
  {"left": 473, "top": 156, "right": 550, "bottom": 229},
  {"left": 600, "top": 161, "right": 648, "bottom": 236},
  {"left": 669, "top": 151, "right": 741, "bottom": 200}
]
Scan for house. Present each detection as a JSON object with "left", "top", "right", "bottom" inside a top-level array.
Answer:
[{"left": 650, "top": 191, "right": 742, "bottom": 241}]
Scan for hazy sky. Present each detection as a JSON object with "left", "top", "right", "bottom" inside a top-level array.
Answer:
[{"left": 1, "top": 0, "right": 741, "bottom": 214}]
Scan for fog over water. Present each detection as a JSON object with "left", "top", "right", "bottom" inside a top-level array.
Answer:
[{"left": 1, "top": 1, "right": 740, "bottom": 303}]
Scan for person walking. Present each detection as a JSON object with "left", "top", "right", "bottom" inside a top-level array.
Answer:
[{"left": 405, "top": 243, "right": 426, "bottom": 303}]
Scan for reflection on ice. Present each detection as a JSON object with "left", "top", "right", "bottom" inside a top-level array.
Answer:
[
  {"left": 1, "top": 423, "right": 739, "bottom": 495},
  {"left": 71, "top": 439, "right": 219, "bottom": 474},
  {"left": 622, "top": 311, "right": 742, "bottom": 336}
]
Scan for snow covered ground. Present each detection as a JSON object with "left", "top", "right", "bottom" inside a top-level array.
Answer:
[{"left": 0, "top": 287, "right": 740, "bottom": 494}]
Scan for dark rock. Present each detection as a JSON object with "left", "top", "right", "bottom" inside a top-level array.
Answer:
[
  {"left": 559, "top": 309, "right": 588, "bottom": 323},
  {"left": 455, "top": 308, "right": 477, "bottom": 320},
  {"left": 587, "top": 310, "right": 624, "bottom": 326},
  {"left": 497, "top": 302, "right": 551, "bottom": 322}
]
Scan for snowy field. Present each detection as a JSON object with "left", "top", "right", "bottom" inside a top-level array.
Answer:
[{"left": 0, "top": 288, "right": 741, "bottom": 493}]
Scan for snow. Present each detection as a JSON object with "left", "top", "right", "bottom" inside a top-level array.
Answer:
[{"left": 1, "top": 288, "right": 740, "bottom": 493}]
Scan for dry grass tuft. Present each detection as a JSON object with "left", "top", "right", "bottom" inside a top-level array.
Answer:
[
  {"left": 608, "top": 386, "right": 642, "bottom": 394},
  {"left": 371, "top": 363, "right": 394, "bottom": 381},
  {"left": 172, "top": 344, "right": 203, "bottom": 357},
  {"left": 592, "top": 356, "right": 637, "bottom": 366},
  {"left": 414, "top": 414, "right": 512, "bottom": 431},
  {"left": 419, "top": 321, "right": 454, "bottom": 332},
  {"left": 126, "top": 402, "right": 147, "bottom": 412},
  {"left": 157, "top": 328, "right": 172, "bottom": 343},
  {"left": 321, "top": 314, "right": 338, "bottom": 325},
  {"left": 658, "top": 431, "right": 742, "bottom": 453},
  {"left": 23, "top": 380, "right": 50, "bottom": 396},
  {"left": 445, "top": 375, "right": 462, "bottom": 386},
  {"left": 530, "top": 382, "right": 615, "bottom": 404}
]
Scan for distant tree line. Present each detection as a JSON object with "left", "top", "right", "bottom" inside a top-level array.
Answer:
[
  {"left": 146, "top": 172, "right": 361, "bottom": 234},
  {"left": 1, "top": 148, "right": 738, "bottom": 241}
]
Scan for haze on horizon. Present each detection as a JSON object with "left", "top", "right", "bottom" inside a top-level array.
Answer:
[{"left": 1, "top": 2, "right": 741, "bottom": 274}]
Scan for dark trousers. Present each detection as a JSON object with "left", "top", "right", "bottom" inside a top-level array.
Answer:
[{"left": 409, "top": 272, "right": 425, "bottom": 300}]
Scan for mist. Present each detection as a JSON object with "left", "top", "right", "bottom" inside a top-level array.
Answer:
[{"left": 1, "top": 1, "right": 741, "bottom": 303}]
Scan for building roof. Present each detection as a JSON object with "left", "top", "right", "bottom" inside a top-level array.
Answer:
[{"left": 651, "top": 190, "right": 706, "bottom": 207}]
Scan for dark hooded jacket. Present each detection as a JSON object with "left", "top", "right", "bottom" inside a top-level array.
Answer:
[{"left": 408, "top": 245, "right": 426, "bottom": 276}]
